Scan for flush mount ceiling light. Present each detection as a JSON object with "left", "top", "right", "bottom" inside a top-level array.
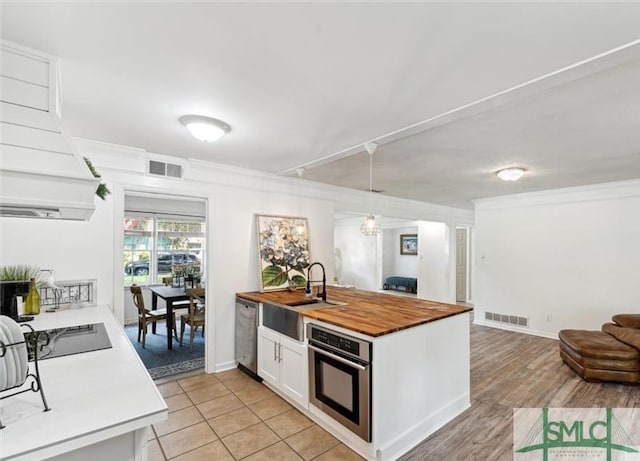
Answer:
[
  {"left": 361, "top": 142, "right": 381, "bottom": 236},
  {"left": 496, "top": 167, "right": 526, "bottom": 181},
  {"left": 179, "top": 115, "right": 231, "bottom": 142}
]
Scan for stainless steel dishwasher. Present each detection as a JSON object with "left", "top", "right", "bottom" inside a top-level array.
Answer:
[{"left": 235, "top": 296, "right": 261, "bottom": 380}]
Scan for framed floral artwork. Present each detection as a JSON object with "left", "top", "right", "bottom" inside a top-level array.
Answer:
[
  {"left": 400, "top": 234, "right": 418, "bottom": 255},
  {"left": 256, "top": 214, "right": 310, "bottom": 291}
]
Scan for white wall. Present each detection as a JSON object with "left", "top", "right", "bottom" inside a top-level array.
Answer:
[
  {"left": 334, "top": 223, "right": 378, "bottom": 289},
  {"left": 382, "top": 227, "right": 419, "bottom": 281},
  {"left": 336, "top": 218, "right": 452, "bottom": 301},
  {"left": 418, "top": 221, "right": 450, "bottom": 303},
  {"left": 474, "top": 180, "right": 640, "bottom": 338},
  {"left": 0, "top": 194, "right": 115, "bottom": 307},
  {"left": 0, "top": 139, "right": 472, "bottom": 372},
  {"left": 109, "top": 168, "right": 337, "bottom": 371}
]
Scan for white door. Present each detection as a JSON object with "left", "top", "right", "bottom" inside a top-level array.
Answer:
[
  {"left": 456, "top": 228, "right": 467, "bottom": 302},
  {"left": 257, "top": 327, "right": 279, "bottom": 387},
  {"left": 279, "top": 335, "right": 309, "bottom": 408}
]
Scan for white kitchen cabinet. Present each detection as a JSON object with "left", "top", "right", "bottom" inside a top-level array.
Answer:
[
  {"left": 257, "top": 326, "right": 308, "bottom": 408},
  {"left": 257, "top": 326, "right": 280, "bottom": 387},
  {"left": 279, "top": 333, "right": 308, "bottom": 405}
]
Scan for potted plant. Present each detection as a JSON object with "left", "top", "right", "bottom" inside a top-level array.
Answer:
[
  {"left": 183, "top": 262, "right": 201, "bottom": 289},
  {"left": 171, "top": 263, "right": 186, "bottom": 288},
  {"left": 0, "top": 265, "right": 40, "bottom": 319}
]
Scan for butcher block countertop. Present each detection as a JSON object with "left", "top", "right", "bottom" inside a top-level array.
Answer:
[{"left": 236, "top": 286, "right": 472, "bottom": 337}]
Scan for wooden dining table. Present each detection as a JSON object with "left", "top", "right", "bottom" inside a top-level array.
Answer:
[{"left": 147, "top": 285, "right": 190, "bottom": 350}]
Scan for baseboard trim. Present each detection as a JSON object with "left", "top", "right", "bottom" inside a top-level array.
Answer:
[
  {"left": 377, "top": 392, "right": 470, "bottom": 461},
  {"left": 214, "top": 360, "right": 238, "bottom": 373},
  {"left": 473, "top": 319, "right": 558, "bottom": 340}
]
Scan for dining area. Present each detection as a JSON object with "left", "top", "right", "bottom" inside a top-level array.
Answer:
[{"left": 124, "top": 281, "right": 206, "bottom": 379}]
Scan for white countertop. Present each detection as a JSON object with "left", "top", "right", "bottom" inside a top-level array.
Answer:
[{"left": 0, "top": 306, "right": 167, "bottom": 461}]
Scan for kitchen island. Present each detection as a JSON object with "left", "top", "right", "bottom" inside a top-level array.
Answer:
[
  {"left": 0, "top": 306, "right": 167, "bottom": 461},
  {"left": 237, "top": 287, "right": 472, "bottom": 461}
]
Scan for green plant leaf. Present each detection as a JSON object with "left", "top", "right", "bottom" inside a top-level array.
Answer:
[
  {"left": 291, "top": 275, "right": 307, "bottom": 287},
  {"left": 84, "top": 157, "right": 111, "bottom": 200},
  {"left": 0, "top": 265, "right": 40, "bottom": 281},
  {"left": 262, "top": 266, "right": 288, "bottom": 287},
  {"left": 96, "top": 183, "right": 111, "bottom": 200}
]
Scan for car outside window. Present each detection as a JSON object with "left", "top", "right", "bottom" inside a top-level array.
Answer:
[{"left": 124, "top": 217, "right": 205, "bottom": 285}]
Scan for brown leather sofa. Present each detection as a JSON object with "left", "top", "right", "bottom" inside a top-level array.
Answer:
[{"left": 559, "top": 314, "right": 640, "bottom": 384}]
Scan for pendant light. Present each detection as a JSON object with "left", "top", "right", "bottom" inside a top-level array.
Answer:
[{"left": 361, "top": 142, "right": 381, "bottom": 236}]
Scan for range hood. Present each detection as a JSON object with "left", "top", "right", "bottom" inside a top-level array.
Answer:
[{"left": 1, "top": 41, "right": 99, "bottom": 221}]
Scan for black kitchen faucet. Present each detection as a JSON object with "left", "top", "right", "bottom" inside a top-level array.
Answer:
[{"left": 306, "top": 262, "right": 327, "bottom": 302}]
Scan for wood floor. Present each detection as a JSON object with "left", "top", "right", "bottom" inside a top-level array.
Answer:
[{"left": 399, "top": 321, "right": 640, "bottom": 460}]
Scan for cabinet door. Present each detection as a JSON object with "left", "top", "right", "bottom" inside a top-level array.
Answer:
[
  {"left": 279, "top": 334, "right": 309, "bottom": 408},
  {"left": 257, "top": 326, "right": 279, "bottom": 387}
]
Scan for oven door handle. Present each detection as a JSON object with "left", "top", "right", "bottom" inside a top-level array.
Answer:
[{"left": 308, "top": 344, "right": 368, "bottom": 371}]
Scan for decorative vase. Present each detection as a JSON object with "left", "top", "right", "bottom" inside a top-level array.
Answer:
[
  {"left": 172, "top": 275, "right": 184, "bottom": 288},
  {"left": 184, "top": 274, "right": 195, "bottom": 291},
  {"left": 24, "top": 278, "right": 41, "bottom": 315}
]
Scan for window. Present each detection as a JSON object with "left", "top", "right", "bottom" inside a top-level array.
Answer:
[{"left": 124, "top": 215, "right": 205, "bottom": 285}]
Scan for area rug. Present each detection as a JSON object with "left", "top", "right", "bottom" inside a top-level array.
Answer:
[{"left": 124, "top": 324, "right": 205, "bottom": 379}]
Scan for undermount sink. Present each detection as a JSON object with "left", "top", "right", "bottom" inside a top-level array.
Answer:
[
  {"left": 285, "top": 299, "right": 320, "bottom": 307},
  {"left": 284, "top": 299, "right": 346, "bottom": 307},
  {"left": 318, "top": 299, "right": 347, "bottom": 307}
]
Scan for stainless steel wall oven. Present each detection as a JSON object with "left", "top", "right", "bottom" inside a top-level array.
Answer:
[{"left": 307, "top": 323, "right": 371, "bottom": 442}]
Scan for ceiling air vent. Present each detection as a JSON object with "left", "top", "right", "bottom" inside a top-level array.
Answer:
[{"left": 148, "top": 160, "right": 183, "bottom": 179}]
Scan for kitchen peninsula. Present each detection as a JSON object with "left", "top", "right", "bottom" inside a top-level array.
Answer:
[
  {"left": 237, "top": 287, "right": 472, "bottom": 461},
  {"left": 0, "top": 306, "right": 167, "bottom": 461}
]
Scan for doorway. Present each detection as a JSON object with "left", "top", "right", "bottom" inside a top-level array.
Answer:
[
  {"left": 122, "top": 191, "right": 208, "bottom": 379},
  {"left": 333, "top": 212, "right": 420, "bottom": 294}
]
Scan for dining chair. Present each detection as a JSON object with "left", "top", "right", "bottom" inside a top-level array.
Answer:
[
  {"left": 180, "top": 288, "right": 205, "bottom": 352},
  {"left": 130, "top": 284, "right": 177, "bottom": 348}
]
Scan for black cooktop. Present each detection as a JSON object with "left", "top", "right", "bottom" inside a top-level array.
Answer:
[{"left": 30, "top": 322, "right": 112, "bottom": 361}]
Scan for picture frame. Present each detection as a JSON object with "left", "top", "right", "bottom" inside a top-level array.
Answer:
[
  {"left": 256, "top": 214, "right": 310, "bottom": 291},
  {"left": 400, "top": 234, "right": 418, "bottom": 255}
]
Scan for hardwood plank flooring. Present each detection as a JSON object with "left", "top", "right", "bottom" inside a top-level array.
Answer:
[{"left": 399, "top": 321, "right": 640, "bottom": 460}]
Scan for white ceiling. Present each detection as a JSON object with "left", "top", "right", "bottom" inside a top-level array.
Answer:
[{"left": 3, "top": 2, "right": 640, "bottom": 209}]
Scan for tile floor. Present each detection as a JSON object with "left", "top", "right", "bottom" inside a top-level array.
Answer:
[{"left": 147, "top": 368, "right": 365, "bottom": 460}]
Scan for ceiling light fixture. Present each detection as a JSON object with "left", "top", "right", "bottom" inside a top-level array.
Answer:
[
  {"left": 496, "top": 167, "right": 526, "bottom": 181},
  {"left": 179, "top": 115, "right": 231, "bottom": 143},
  {"left": 361, "top": 142, "right": 381, "bottom": 236}
]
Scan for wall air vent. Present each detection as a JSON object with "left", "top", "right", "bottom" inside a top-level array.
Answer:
[
  {"left": 484, "top": 311, "right": 529, "bottom": 328},
  {"left": 148, "top": 160, "right": 183, "bottom": 179}
]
